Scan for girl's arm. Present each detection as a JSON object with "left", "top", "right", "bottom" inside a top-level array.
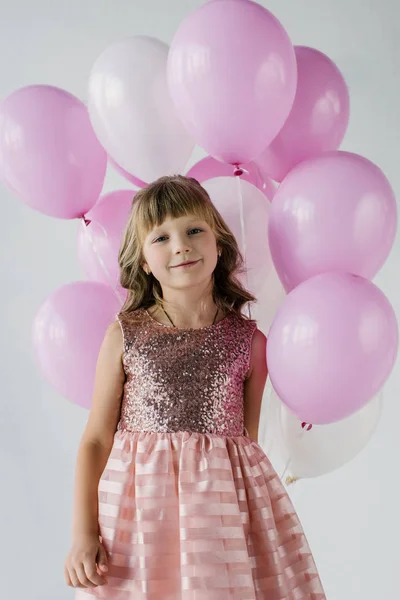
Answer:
[
  {"left": 71, "top": 320, "right": 126, "bottom": 540},
  {"left": 243, "top": 329, "right": 268, "bottom": 443}
]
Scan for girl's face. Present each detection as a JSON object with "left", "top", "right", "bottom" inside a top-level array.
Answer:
[{"left": 141, "top": 214, "right": 219, "bottom": 290}]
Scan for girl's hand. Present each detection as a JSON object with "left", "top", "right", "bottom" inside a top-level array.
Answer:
[{"left": 64, "top": 533, "right": 109, "bottom": 588}]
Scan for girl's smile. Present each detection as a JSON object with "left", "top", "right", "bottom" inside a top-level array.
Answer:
[{"left": 171, "top": 259, "right": 201, "bottom": 269}]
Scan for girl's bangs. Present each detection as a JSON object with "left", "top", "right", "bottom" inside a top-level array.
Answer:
[{"left": 136, "top": 184, "right": 214, "bottom": 238}]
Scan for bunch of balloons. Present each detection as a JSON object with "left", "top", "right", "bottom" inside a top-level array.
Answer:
[{"left": 0, "top": 0, "right": 397, "bottom": 480}]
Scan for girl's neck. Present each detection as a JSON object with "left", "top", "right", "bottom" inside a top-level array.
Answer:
[{"left": 148, "top": 300, "right": 221, "bottom": 329}]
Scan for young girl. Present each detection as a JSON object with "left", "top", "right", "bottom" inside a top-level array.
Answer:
[{"left": 64, "top": 175, "right": 326, "bottom": 599}]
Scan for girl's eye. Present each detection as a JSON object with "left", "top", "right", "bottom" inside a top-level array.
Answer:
[{"left": 153, "top": 228, "right": 203, "bottom": 243}]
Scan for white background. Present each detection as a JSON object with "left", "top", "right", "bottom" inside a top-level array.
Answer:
[{"left": 0, "top": 1, "right": 399, "bottom": 599}]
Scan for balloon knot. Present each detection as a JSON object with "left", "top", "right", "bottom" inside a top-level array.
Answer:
[
  {"left": 301, "top": 422, "right": 313, "bottom": 431},
  {"left": 83, "top": 218, "right": 91, "bottom": 226},
  {"left": 286, "top": 475, "right": 300, "bottom": 485},
  {"left": 233, "top": 165, "right": 244, "bottom": 177}
]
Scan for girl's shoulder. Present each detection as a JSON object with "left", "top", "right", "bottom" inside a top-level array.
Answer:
[
  {"left": 235, "top": 311, "right": 258, "bottom": 329},
  {"left": 115, "top": 308, "right": 145, "bottom": 352},
  {"left": 116, "top": 307, "right": 143, "bottom": 322}
]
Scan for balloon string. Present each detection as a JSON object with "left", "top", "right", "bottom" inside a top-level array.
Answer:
[
  {"left": 80, "top": 217, "right": 125, "bottom": 305},
  {"left": 234, "top": 170, "right": 251, "bottom": 320}
]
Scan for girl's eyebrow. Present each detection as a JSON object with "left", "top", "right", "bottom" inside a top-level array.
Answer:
[{"left": 151, "top": 218, "right": 205, "bottom": 233}]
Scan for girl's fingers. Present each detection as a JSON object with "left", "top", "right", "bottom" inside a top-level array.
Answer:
[
  {"left": 64, "top": 566, "right": 72, "bottom": 587},
  {"left": 75, "top": 563, "right": 96, "bottom": 588},
  {"left": 68, "top": 567, "right": 85, "bottom": 588},
  {"left": 83, "top": 559, "right": 108, "bottom": 586},
  {"left": 64, "top": 558, "right": 108, "bottom": 588}
]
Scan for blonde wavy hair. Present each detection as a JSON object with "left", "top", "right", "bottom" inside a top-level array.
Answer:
[{"left": 118, "top": 175, "right": 257, "bottom": 319}]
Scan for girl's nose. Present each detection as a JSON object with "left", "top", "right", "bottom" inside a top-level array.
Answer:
[
  {"left": 175, "top": 246, "right": 191, "bottom": 255},
  {"left": 173, "top": 238, "right": 192, "bottom": 255}
]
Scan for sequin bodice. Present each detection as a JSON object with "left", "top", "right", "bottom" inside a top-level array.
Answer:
[{"left": 116, "top": 307, "right": 257, "bottom": 436}]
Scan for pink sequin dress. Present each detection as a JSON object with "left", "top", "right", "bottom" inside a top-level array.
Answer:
[{"left": 76, "top": 307, "right": 326, "bottom": 600}]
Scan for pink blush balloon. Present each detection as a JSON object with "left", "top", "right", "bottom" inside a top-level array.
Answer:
[{"left": 267, "top": 272, "right": 398, "bottom": 424}]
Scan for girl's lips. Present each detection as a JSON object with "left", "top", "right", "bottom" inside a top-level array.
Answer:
[{"left": 172, "top": 260, "right": 200, "bottom": 268}]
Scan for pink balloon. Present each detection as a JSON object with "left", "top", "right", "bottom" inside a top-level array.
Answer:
[
  {"left": 0, "top": 85, "right": 107, "bottom": 219},
  {"left": 167, "top": 0, "right": 297, "bottom": 165},
  {"left": 269, "top": 151, "right": 397, "bottom": 292},
  {"left": 186, "top": 156, "right": 276, "bottom": 201},
  {"left": 32, "top": 282, "right": 121, "bottom": 408},
  {"left": 77, "top": 189, "right": 134, "bottom": 297},
  {"left": 257, "top": 46, "right": 350, "bottom": 182},
  {"left": 267, "top": 272, "right": 398, "bottom": 424}
]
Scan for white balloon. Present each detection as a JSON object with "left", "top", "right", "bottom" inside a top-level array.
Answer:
[
  {"left": 257, "top": 378, "right": 289, "bottom": 475},
  {"left": 252, "top": 263, "right": 286, "bottom": 336},
  {"left": 88, "top": 36, "right": 195, "bottom": 183},
  {"left": 277, "top": 390, "right": 383, "bottom": 478},
  {"left": 202, "top": 177, "right": 285, "bottom": 332}
]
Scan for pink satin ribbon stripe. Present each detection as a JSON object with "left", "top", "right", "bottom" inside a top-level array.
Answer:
[{"left": 75, "top": 430, "right": 326, "bottom": 600}]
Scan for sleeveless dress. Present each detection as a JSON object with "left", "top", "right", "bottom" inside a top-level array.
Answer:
[{"left": 76, "top": 307, "right": 326, "bottom": 600}]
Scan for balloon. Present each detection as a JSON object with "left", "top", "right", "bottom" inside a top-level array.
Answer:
[
  {"left": 277, "top": 391, "right": 383, "bottom": 478},
  {"left": 32, "top": 282, "right": 121, "bottom": 408},
  {"left": 77, "top": 190, "right": 134, "bottom": 298},
  {"left": 88, "top": 36, "right": 195, "bottom": 184},
  {"left": 256, "top": 376, "right": 284, "bottom": 459},
  {"left": 251, "top": 262, "right": 286, "bottom": 337},
  {"left": 187, "top": 156, "right": 276, "bottom": 201},
  {"left": 108, "top": 156, "right": 147, "bottom": 189},
  {"left": 167, "top": 0, "right": 297, "bottom": 165},
  {"left": 202, "top": 177, "right": 272, "bottom": 299},
  {"left": 203, "top": 176, "right": 285, "bottom": 335},
  {"left": 267, "top": 272, "right": 398, "bottom": 424},
  {"left": 0, "top": 85, "right": 107, "bottom": 219},
  {"left": 269, "top": 151, "right": 397, "bottom": 292},
  {"left": 257, "top": 46, "right": 350, "bottom": 182}
]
